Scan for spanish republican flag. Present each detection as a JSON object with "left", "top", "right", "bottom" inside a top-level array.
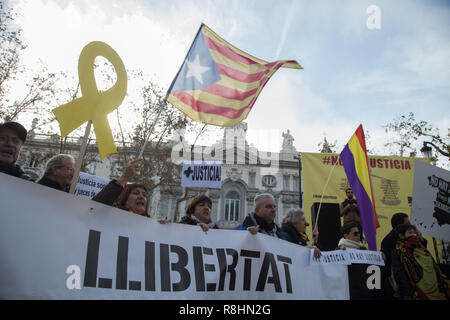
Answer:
[
  {"left": 166, "top": 23, "right": 302, "bottom": 127},
  {"left": 340, "top": 124, "right": 380, "bottom": 251}
]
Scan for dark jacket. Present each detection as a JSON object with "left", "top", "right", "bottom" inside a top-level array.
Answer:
[
  {"left": 334, "top": 245, "right": 374, "bottom": 300},
  {"left": 281, "top": 223, "right": 308, "bottom": 246},
  {"left": 91, "top": 180, "right": 123, "bottom": 206},
  {"left": 37, "top": 176, "right": 68, "bottom": 192},
  {"left": 381, "top": 229, "right": 428, "bottom": 280},
  {"left": 179, "top": 214, "right": 220, "bottom": 229},
  {"left": 381, "top": 229, "right": 429, "bottom": 299},
  {"left": 235, "top": 213, "right": 286, "bottom": 240},
  {"left": 0, "top": 163, "right": 29, "bottom": 180}
]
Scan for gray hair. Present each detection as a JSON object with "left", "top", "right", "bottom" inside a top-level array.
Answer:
[
  {"left": 281, "top": 209, "right": 304, "bottom": 225},
  {"left": 253, "top": 193, "right": 275, "bottom": 209},
  {"left": 43, "top": 154, "right": 74, "bottom": 177}
]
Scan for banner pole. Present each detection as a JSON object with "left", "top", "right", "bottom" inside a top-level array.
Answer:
[
  {"left": 314, "top": 160, "right": 338, "bottom": 231},
  {"left": 69, "top": 120, "right": 92, "bottom": 194}
]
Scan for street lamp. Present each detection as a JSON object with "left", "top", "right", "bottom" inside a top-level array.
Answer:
[
  {"left": 420, "top": 141, "right": 449, "bottom": 159},
  {"left": 293, "top": 154, "right": 302, "bottom": 208},
  {"left": 420, "top": 142, "right": 433, "bottom": 160}
]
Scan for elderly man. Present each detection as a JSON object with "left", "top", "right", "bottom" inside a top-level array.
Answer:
[
  {"left": 37, "top": 154, "right": 75, "bottom": 192},
  {"left": 0, "top": 121, "right": 29, "bottom": 180},
  {"left": 235, "top": 193, "right": 286, "bottom": 240}
]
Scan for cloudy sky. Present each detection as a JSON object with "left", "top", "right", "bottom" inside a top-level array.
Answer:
[{"left": 8, "top": 0, "right": 450, "bottom": 163}]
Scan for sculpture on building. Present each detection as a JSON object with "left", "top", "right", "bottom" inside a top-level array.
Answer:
[{"left": 281, "top": 129, "right": 296, "bottom": 153}]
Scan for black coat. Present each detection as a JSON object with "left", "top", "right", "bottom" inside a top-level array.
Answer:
[
  {"left": 280, "top": 223, "right": 308, "bottom": 246},
  {"left": 37, "top": 176, "right": 68, "bottom": 192},
  {"left": 0, "top": 163, "right": 29, "bottom": 180},
  {"left": 91, "top": 180, "right": 123, "bottom": 206}
]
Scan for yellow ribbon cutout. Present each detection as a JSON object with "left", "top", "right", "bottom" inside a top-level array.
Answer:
[{"left": 52, "top": 41, "right": 127, "bottom": 160}]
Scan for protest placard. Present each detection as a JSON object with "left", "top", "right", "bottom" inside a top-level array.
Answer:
[
  {"left": 181, "top": 162, "right": 222, "bottom": 189},
  {"left": 74, "top": 171, "right": 110, "bottom": 199}
]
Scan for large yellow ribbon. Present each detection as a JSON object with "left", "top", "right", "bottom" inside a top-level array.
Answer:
[{"left": 52, "top": 41, "right": 127, "bottom": 160}]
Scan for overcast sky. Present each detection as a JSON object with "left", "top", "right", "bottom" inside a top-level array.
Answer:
[{"left": 8, "top": 0, "right": 450, "bottom": 163}]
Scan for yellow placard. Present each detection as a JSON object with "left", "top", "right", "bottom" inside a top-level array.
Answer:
[
  {"left": 52, "top": 41, "right": 127, "bottom": 160},
  {"left": 301, "top": 152, "right": 441, "bottom": 257}
]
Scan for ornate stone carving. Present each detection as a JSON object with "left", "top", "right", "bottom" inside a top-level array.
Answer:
[{"left": 226, "top": 167, "right": 243, "bottom": 182}]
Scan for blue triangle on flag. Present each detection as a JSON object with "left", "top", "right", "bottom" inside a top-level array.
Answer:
[{"left": 169, "top": 27, "right": 221, "bottom": 93}]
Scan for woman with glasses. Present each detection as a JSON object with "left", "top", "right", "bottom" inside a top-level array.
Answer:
[
  {"left": 338, "top": 222, "right": 365, "bottom": 250},
  {"left": 338, "top": 222, "right": 375, "bottom": 300}
]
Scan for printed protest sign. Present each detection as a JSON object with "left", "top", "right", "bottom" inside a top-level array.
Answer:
[
  {"left": 74, "top": 171, "right": 110, "bottom": 199},
  {"left": 346, "top": 249, "right": 385, "bottom": 266},
  {"left": 411, "top": 160, "right": 450, "bottom": 241},
  {"left": 309, "top": 249, "right": 384, "bottom": 266},
  {"left": 310, "top": 250, "right": 351, "bottom": 266},
  {"left": 181, "top": 162, "right": 222, "bottom": 189}
]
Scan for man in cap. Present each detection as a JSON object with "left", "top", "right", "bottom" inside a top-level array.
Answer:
[{"left": 0, "top": 121, "right": 29, "bottom": 180}]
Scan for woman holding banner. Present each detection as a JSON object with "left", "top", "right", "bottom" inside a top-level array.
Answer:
[
  {"left": 281, "top": 209, "right": 321, "bottom": 259},
  {"left": 180, "top": 194, "right": 219, "bottom": 232},
  {"left": 92, "top": 158, "right": 171, "bottom": 223},
  {"left": 337, "top": 222, "right": 376, "bottom": 300}
]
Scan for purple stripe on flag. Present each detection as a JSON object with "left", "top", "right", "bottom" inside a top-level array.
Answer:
[{"left": 340, "top": 145, "right": 377, "bottom": 251}]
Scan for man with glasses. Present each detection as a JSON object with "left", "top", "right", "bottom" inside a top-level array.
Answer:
[
  {"left": 38, "top": 154, "right": 75, "bottom": 192},
  {"left": 0, "top": 121, "right": 30, "bottom": 180}
]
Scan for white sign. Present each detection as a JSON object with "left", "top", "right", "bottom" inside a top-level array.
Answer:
[
  {"left": 310, "top": 250, "right": 351, "bottom": 266},
  {"left": 411, "top": 160, "right": 450, "bottom": 241},
  {"left": 309, "top": 249, "right": 384, "bottom": 266},
  {"left": 0, "top": 173, "right": 349, "bottom": 300},
  {"left": 181, "top": 162, "right": 222, "bottom": 189},
  {"left": 346, "top": 249, "right": 385, "bottom": 266},
  {"left": 74, "top": 171, "right": 110, "bottom": 199}
]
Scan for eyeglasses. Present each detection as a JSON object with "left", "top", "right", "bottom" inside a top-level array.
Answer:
[
  {"left": 0, "top": 134, "right": 22, "bottom": 146},
  {"left": 58, "top": 165, "right": 74, "bottom": 173},
  {"left": 352, "top": 231, "right": 361, "bottom": 236}
]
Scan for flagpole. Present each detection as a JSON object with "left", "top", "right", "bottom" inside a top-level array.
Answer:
[
  {"left": 69, "top": 120, "right": 92, "bottom": 194},
  {"left": 313, "top": 160, "right": 338, "bottom": 231}
]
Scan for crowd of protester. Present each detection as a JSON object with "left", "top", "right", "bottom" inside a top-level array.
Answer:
[{"left": 1, "top": 120, "right": 449, "bottom": 300}]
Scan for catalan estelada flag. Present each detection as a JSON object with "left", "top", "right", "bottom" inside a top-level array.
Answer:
[
  {"left": 166, "top": 23, "right": 302, "bottom": 127},
  {"left": 340, "top": 124, "right": 380, "bottom": 251}
]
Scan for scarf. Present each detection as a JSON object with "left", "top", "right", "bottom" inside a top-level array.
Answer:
[
  {"left": 396, "top": 236, "right": 424, "bottom": 284},
  {"left": 338, "top": 238, "right": 365, "bottom": 249},
  {"left": 189, "top": 214, "right": 217, "bottom": 229},
  {"left": 242, "top": 212, "right": 279, "bottom": 237}
]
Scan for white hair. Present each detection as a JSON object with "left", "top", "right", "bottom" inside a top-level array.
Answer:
[
  {"left": 253, "top": 193, "right": 275, "bottom": 209},
  {"left": 43, "top": 154, "right": 74, "bottom": 177},
  {"left": 281, "top": 209, "right": 304, "bottom": 225}
]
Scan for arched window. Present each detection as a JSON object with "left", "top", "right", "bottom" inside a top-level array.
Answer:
[{"left": 225, "top": 190, "right": 240, "bottom": 221}]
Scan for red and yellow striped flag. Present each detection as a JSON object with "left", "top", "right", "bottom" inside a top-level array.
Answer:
[{"left": 166, "top": 24, "right": 302, "bottom": 127}]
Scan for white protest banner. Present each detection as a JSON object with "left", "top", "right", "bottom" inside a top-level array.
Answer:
[
  {"left": 346, "top": 249, "right": 385, "bottom": 266},
  {"left": 411, "top": 160, "right": 450, "bottom": 241},
  {"left": 74, "top": 171, "right": 110, "bottom": 199},
  {"left": 0, "top": 173, "right": 349, "bottom": 300},
  {"left": 309, "top": 250, "right": 351, "bottom": 266},
  {"left": 181, "top": 161, "right": 222, "bottom": 189}
]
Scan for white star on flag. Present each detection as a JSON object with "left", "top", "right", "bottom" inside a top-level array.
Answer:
[{"left": 185, "top": 54, "right": 210, "bottom": 84}]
